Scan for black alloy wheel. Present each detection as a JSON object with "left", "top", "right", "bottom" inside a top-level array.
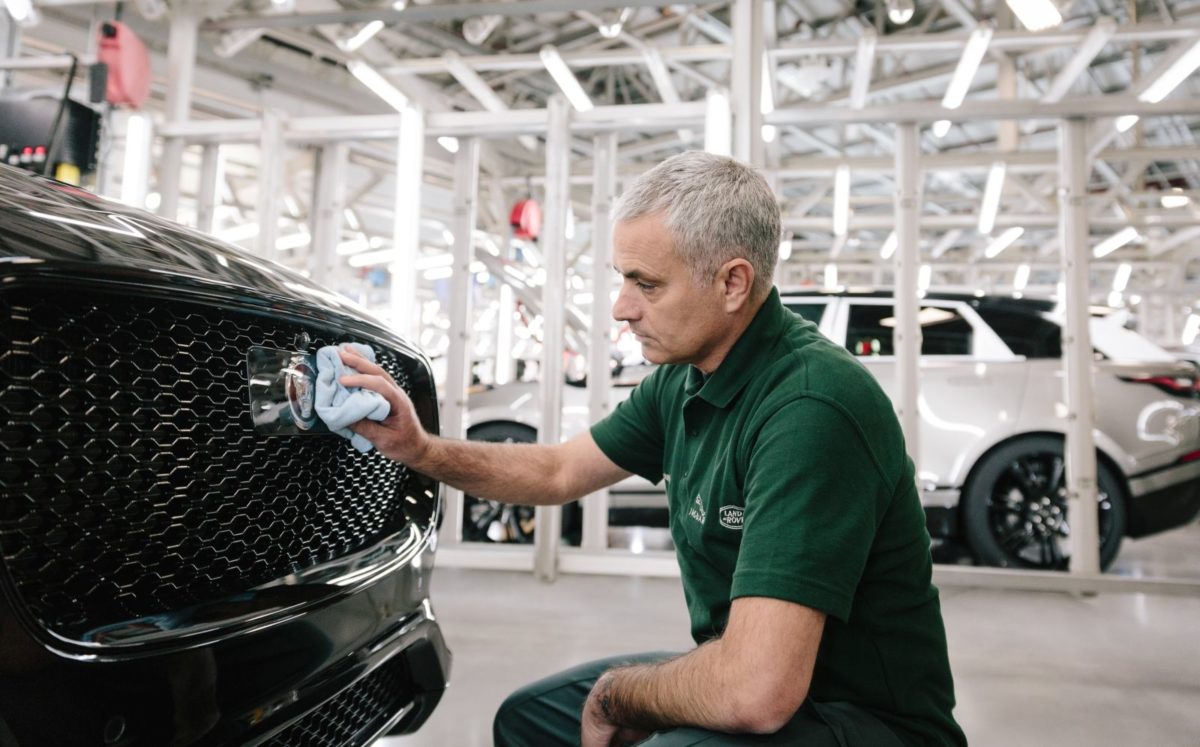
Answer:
[
  {"left": 462, "top": 422, "right": 581, "bottom": 544},
  {"left": 962, "top": 436, "right": 1126, "bottom": 571}
]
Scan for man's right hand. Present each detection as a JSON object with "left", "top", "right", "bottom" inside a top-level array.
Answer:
[{"left": 336, "top": 347, "right": 430, "bottom": 466}]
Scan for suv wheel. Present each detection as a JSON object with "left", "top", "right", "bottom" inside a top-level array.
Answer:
[
  {"left": 462, "top": 423, "right": 581, "bottom": 544},
  {"left": 962, "top": 436, "right": 1126, "bottom": 571}
]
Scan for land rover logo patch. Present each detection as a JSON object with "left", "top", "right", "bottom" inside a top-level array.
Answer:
[{"left": 719, "top": 505, "right": 744, "bottom": 531}]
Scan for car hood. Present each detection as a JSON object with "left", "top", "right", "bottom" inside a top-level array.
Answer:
[{"left": 0, "top": 164, "right": 383, "bottom": 330}]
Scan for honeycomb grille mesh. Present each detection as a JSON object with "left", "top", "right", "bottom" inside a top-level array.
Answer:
[
  {"left": 266, "top": 656, "right": 410, "bottom": 747},
  {"left": 0, "top": 287, "right": 432, "bottom": 640}
]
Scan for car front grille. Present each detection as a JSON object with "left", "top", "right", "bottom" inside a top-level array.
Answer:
[
  {"left": 265, "top": 655, "right": 411, "bottom": 747},
  {"left": 0, "top": 286, "right": 436, "bottom": 641}
]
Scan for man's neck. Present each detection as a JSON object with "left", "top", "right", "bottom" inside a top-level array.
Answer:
[{"left": 692, "top": 293, "right": 768, "bottom": 375}]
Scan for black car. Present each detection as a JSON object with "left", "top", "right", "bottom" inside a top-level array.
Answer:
[{"left": 0, "top": 164, "right": 449, "bottom": 745}]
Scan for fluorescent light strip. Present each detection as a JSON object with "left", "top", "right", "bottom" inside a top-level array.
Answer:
[
  {"left": 1113, "top": 263, "right": 1132, "bottom": 292},
  {"left": 1139, "top": 39, "right": 1200, "bottom": 104},
  {"left": 1182, "top": 314, "right": 1200, "bottom": 345},
  {"left": 1162, "top": 191, "right": 1191, "bottom": 208},
  {"left": 1014, "top": 263, "right": 1030, "bottom": 290},
  {"left": 347, "top": 60, "right": 409, "bottom": 112},
  {"left": 1005, "top": 0, "right": 1062, "bottom": 31},
  {"left": 1115, "top": 115, "right": 1139, "bottom": 133},
  {"left": 437, "top": 136, "right": 460, "bottom": 153},
  {"left": 932, "top": 119, "right": 952, "bottom": 139},
  {"left": 978, "top": 162, "right": 1006, "bottom": 235},
  {"left": 918, "top": 264, "right": 932, "bottom": 291},
  {"left": 1041, "top": 18, "right": 1116, "bottom": 103},
  {"left": 833, "top": 165, "right": 850, "bottom": 237},
  {"left": 880, "top": 231, "right": 898, "bottom": 259},
  {"left": 824, "top": 263, "right": 838, "bottom": 289},
  {"left": 942, "top": 25, "right": 993, "bottom": 110},
  {"left": 850, "top": 31, "right": 877, "bottom": 110},
  {"left": 1092, "top": 226, "right": 1139, "bottom": 258},
  {"left": 984, "top": 226, "right": 1024, "bottom": 258},
  {"left": 539, "top": 45, "right": 593, "bottom": 112},
  {"left": 341, "top": 20, "right": 385, "bottom": 52}
]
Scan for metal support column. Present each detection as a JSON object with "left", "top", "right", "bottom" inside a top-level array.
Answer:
[
  {"left": 196, "top": 144, "right": 222, "bottom": 234},
  {"left": 731, "top": 0, "right": 764, "bottom": 166},
  {"left": 390, "top": 105, "right": 425, "bottom": 339},
  {"left": 118, "top": 112, "right": 152, "bottom": 208},
  {"left": 307, "top": 142, "right": 348, "bottom": 284},
  {"left": 1058, "top": 118, "right": 1102, "bottom": 575},
  {"left": 254, "top": 111, "right": 285, "bottom": 257},
  {"left": 534, "top": 95, "right": 571, "bottom": 582},
  {"left": 894, "top": 122, "right": 922, "bottom": 464},
  {"left": 441, "top": 138, "right": 481, "bottom": 546},
  {"left": 157, "top": 9, "right": 199, "bottom": 220},
  {"left": 582, "top": 131, "right": 618, "bottom": 552},
  {"left": 0, "top": 10, "right": 20, "bottom": 91}
]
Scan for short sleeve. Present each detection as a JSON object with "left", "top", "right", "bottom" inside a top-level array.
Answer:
[
  {"left": 731, "top": 398, "right": 892, "bottom": 623},
  {"left": 589, "top": 370, "right": 667, "bottom": 484}
]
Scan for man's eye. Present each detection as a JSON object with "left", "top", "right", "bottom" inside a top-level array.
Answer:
[{"left": 636, "top": 282, "right": 655, "bottom": 291}]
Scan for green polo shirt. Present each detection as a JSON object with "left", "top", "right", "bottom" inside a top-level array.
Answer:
[{"left": 591, "top": 288, "right": 965, "bottom": 746}]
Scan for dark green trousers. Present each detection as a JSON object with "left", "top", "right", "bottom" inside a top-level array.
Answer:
[{"left": 492, "top": 652, "right": 905, "bottom": 747}]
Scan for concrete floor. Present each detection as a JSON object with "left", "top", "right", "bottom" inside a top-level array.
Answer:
[{"left": 385, "top": 524, "right": 1200, "bottom": 746}]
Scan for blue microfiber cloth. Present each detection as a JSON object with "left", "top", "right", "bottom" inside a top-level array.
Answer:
[{"left": 314, "top": 343, "right": 391, "bottom": 453}]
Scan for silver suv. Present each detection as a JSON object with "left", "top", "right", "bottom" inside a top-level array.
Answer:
[{"left": 467, "top": 291, "right": 1200, "bottom": 570}]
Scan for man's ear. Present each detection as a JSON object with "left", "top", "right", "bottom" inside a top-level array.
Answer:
[{"left": 719, "top": 258, "right": 755, "bottom": 313}]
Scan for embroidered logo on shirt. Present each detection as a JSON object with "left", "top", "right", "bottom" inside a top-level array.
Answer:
[
  {"left": 718, "top": 505, "right": 744, "bottom": 531},
  {"left": 688, "top": 494, "right": 706, "bottom": 524}
]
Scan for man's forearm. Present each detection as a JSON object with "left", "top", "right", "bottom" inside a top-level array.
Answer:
[
  {"left": 409, "top": 435, "right": 570, "bottom": 506},
  {"left": 599, "top": 640, "right": 764, "bottom": 735}
]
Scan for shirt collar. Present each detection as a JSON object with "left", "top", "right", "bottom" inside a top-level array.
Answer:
[{"left": 688, "top": 287, "right": 788, "bottom": 409}]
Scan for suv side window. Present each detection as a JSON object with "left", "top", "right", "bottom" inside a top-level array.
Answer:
[
  {"left": 973, "top": 306, "right": 1062, "bottom": 358},
  {"left": 845, "top": 303, "right": 974, "bottom": 356}
]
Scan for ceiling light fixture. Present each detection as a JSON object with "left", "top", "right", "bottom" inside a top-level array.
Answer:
[
  {"left": 984, "top": 226, "right": 1024, "bottom": 258},
  {"left": 340, "top": 20, "right": 385, "bottom": 52},
  {"left": 1161, "top": 189, "right": 1191, "bottom": 208},
  {"left": 918, "top": 263, "right": 932, "bottom": 290},
  {"left": 1014, "top": 263, "right": 1031, "bottom": 290},
  {"left": 978, "top": 161, "right": 1006, "bottom": 235},
  {"left": 347, "top": 60, "right": 409, "bottom": 112},
  {"left": 932, "top": 119, "right": 952, "bottom": 139},
  {"left": 1112, "top": 263, "right": 1132, "bottom": 292},
  {"left": 943, "top": 25, "right": 993, "bottom": 111},
  {"left": 539, "top": 45, "right": 593, "bottom": 112},
  {"left": 3, "top": 0, "right": 38, "bottom": 26},
  {"left": 1115, "top": 114, "right": 1139, "bottom": 133},
  {"left": 1005, "top": 0, "right": 1062, "bottom": 31},
  {"left": 880, "top": 231, "right": 898, "bottom": 259},
  {"left": 1138, "top": 39, "right": 1200, "bottom": 104},
  {"left": 437, "top": 136, "right": 460, "bottom": 153},
  {"left": 1092, "top": 226, "right": 1139, "bottom": 258},
  {"left": 886, "top": 0, "right": 915, "bottom": 24},
  {"left": 824, "top": 263, "right": 838, "bottom": 289}
]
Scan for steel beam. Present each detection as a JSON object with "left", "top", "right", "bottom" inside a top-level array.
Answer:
[
  {"left": 195, "top": 144, "right": 221, "bottom": 234},
  {"left": 207, "top": 0, "right": 682, "bottom": 30},
  {"left": 307, "top": 142, "right": 348, "bottom": 284},
  {"left": 784, "top": 212, "right": 1200, "bottom": 231},
  {"left": 254, "top": 111, "right": 284, "bottom": 258},
  {"left": 442, "top": 138, "right": 481, "bottom": 548},
  {"left": 390, "top": 105, "right": 425, "bottom": 339},
  {"left": 1059, "top": 118, "right": 1102, "bottom": 575},
  {"left": 533, "top": 95, "right": 571, "bottom": 582},
  {"left": 157, "top": 8, "right": 199, "bottom": 221},
  {"left": 731, "top": 0, "right": 764, "bottom": 166},
  {"left": 583, "top": 132, "right": 618, "bottom": 552},
  {"left": 894, "top": 123, "right": 922, "bottom": 466}
]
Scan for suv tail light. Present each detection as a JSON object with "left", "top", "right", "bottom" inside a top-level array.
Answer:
[{"left": 1118, "top": 374, "right": 1200, "bottom": 398}]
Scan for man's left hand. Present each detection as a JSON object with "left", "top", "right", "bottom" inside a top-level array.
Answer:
[{"left": 582, "top": 674, "right": 651, "bottom": 747}]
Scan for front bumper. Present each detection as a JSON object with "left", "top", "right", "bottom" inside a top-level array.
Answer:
[{"left": 0, "top": 569, "right": 451, "bottom": 746}]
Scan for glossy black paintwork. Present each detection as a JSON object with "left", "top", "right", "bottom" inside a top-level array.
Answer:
[{"left": 0, "top": 165, "right": 449, "bottom": 745}]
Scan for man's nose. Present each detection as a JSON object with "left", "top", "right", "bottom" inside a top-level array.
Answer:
[{"left": 612, "top": 285, "right": 636, "bottom": 322}]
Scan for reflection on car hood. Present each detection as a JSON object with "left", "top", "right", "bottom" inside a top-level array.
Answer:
[{"left": 0, "top": 164, "right": 382, "bottom": 329}]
